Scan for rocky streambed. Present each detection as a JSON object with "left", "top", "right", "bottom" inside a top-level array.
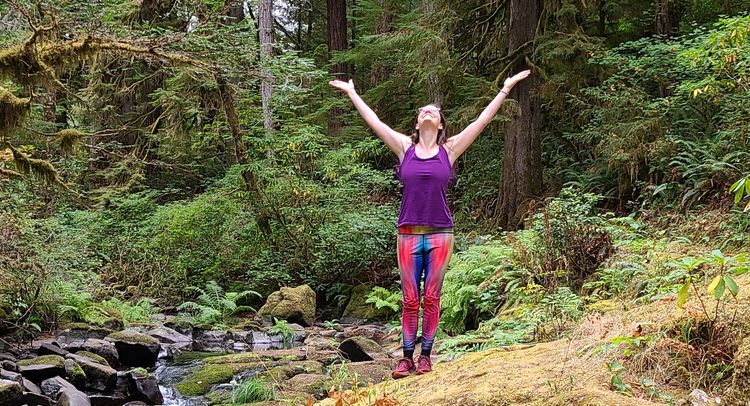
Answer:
[{"left": 0, "top": 319, "right": 400, "bottom": 406}]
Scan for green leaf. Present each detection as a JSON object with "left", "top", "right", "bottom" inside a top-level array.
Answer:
[
  {"left": 712, "top": 277, "right": 726, "bottom": 300},
  {"left": 724, "top": 275, "right": 739, "bottom": 297},
  {"left": 707, "top": 275, "right": 722, "bottom": 296},
  {"left": 677, "top": 281, "right": 690, "bottom": 308}
]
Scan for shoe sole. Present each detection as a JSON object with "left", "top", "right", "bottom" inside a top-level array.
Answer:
[
  {"left": 415, "top": 370, "right": 430, "bottom": 375},
  {"left": 392, "top": 370, "right": 415, "bottom": 379}
]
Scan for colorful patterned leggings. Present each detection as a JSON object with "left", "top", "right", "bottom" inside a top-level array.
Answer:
[{"left": 397, "top": 229, "right": 454, "bottom": 356}]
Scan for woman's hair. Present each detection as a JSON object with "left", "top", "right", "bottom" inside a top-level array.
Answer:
[{"left": 411, "top": 104, "right": 448, "bottom": 145}]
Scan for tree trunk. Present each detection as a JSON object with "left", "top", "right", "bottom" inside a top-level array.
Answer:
[
  {"left": 655, "top": 0, "right": 672, "bottom": 38},
  {"left": 497, "top": 0, "right": 542, "bottom": 230},
  {"left": 224, "top": 0, "right": 245, "bottom": 23},
  {"left": 327, "top": 0, "right": 348, "bottom": 137},
  {"left": 598, "top": 0, "right": 606, "bottom": 37},
  {"left": 217, "top": 75, "right": 271, "bottom": 236},
  {"left": 370, "top": 0, "right": 394, "bottom": 108},
  {"left": 259, "top": 0, "right": 275, "bottom": 145},
  {"left": 422, "top": 0, "right": 442, "bottom": 105}
]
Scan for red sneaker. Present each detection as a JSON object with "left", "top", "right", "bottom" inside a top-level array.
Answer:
[
  {"left": 415, "top": 355, "right": 432, "bottom": 375},
  {"left": 391, "top": 357, "right": 415, "bottom": 379}
]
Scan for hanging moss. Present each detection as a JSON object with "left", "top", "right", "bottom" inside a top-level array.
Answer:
[
  {"left": 55, "top": 128, "right": 88, "bottom": 156},
  {"left": 8, "top": 144, "right": 62, "bottom": 186},
  {"left": 0, "top": 87, "right": 31, "bottom": 134},
  {"left": 0, "top": 168, "right": 22, "bottom": 179}
]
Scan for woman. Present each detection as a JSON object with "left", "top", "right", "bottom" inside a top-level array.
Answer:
[{"left": 330, "top": 69, "right": 531, "bottom": 378}]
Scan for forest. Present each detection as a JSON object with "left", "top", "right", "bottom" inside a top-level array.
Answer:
[{"left": 1, "top": 0, "right": 750, "bottom": 405}]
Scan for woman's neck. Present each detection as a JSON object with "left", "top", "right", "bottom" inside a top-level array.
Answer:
[{"left": 418, "top": 128, "right": 439, "bottom": 149}]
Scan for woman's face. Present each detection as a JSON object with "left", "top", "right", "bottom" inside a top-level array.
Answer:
[{"left": 416, "top": 104, "right": 443, "bottom": 130}]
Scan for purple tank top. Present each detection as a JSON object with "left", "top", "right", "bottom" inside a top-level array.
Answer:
[{"left": 397, "top": 144, "right": 454, "bottom": 228}]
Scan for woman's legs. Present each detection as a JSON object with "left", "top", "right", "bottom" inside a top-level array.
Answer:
[
  {"left": 420, "top": 233, "right": 453, "bottom": 356},
  {"left": 397, "top": 233, "right": 423, "bottom": 360},
  {"left": 397, "top": 232, "right": 454, "bottom": 358}
]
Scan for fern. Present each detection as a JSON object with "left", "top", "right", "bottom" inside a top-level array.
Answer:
[
  {"left": 364, "top": 286, "right": 401, "bottom": 314},
  {"left": 177, "top": 280, "right": 261, "bottom": 327}
]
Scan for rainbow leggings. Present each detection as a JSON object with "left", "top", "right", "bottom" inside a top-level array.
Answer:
[{"left": 397, "top": 228, "right": 454, "bottom": 356}]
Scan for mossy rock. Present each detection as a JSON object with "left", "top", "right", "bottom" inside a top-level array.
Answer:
[
  {"left": 257, "top": 285, "right": 316, "bottom": 327},
  {"left": 205, "top": 349, "right": 303, "bottom": 365},
  {"left": 105, "top": 331, "right": 159, "bottom": 345},
  {"left": 63, "top": 359, "right": 86, "bottom": 386},
  {"left": 341, "top": 284, "right": 391, "bottom": 321},
  {"left": 0, "top": 379, "right": 23, "bottom": 405},
  {"left": 75, "top": 351, "right": 109, "bottom": 366},
  {"left": 17, "top": 355, "right": 65, "bottom": 368},
  {"left": 175, "top": 362, "right": 264, "bottom": 397},
  {"left": 257, "top": 361, "right": 323, "bottom": 382},
  {"left": 286, "top": 373, "right": 331, "bottom": 396}
]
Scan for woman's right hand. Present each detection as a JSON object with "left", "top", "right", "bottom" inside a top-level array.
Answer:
[{"left": 329, "top": 79, "right": 355, "bottom": 95}]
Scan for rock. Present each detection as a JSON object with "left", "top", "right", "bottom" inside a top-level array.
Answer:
[
  {"left": 88, "top": 393, "right": 128, "bottom": 406},
  {"left": 22, "top": 377, "right": 42, "bottom": 394},
  {"left": 40, "top": 376, "right": 77, "bottom": 398},
  {"left": 73, "top": 351, "right": 110, "bottom": 367},
  {"left": 0, "top": 379, "right": 23, "bottom": 406},
  {"left": 0, "top": 368, "right": 23, "bottom": 384},
  {"left": 58, "top": 388, "right": 91, "bottom": 406},
  {"left": 304, "top": 335, "right": 337, "bottom": 351},
  {"left": 0, "top": 352, "right": 18, "bottom": 363},
  {"left": 57, "top": 324, "right": 113, "bottom": 348},
  {"left": 21, "top": 392, "right": 54, "bottom": 406},
  {"left": 340, "top": 325, "right": 388, "bottom": 344},
  {"left": 16, "top": 355, "right": 66, "bottom": 382},
  {"left": 287, "top": 323, "right": 309, "bottom": 341},
  {"left": 67, "top": 353, "right": 117, "bottom": 391},
  {"left": 191, "top": 328, "right": 232, "bottom": 352},
  {"left": 341, "top": 284, "right": 391, "bottom": 321},
  {"left": 36, "top": 343, "right": 69, "bottom": 357},
  {"left": 328, "top": 361, "right": 391, "bottom": 385},
  {"left": 338, "top": 337, "right": 387, "bottom": 362},
  {"left": 122, "top": 402, "right": 148, "bottom": 406},
  {"left": 257, "top": 285, "right": 316, "bottom": 327},
  {"left": 688, "top": 389, "right": 720, "bottom": 406},
  {"left": 286, "top": 373, "right": 331, "bottom": 397},
  {"left": 126, "top": 368, "right": 163, "bottom": 405},
  {"left": 63, "top": 358, "right": 86, "bottom": 388},
  {"left": 105, "top": 331, "right": 160, "bottom": 368},
  {"left": 100, "top": 318, "right": 124, "bottom": 331},
  {"left": 258, "top": 361, "right": 324, "bottom": 381},
  {"left": 0, "top": 360, "right": 17, "bottom": 371},
  {"left": 80, "top": 339, "right": 119, "bottom": 367},
  {"left": 146, "top": 326, "right": 191, "bottom": 344}
]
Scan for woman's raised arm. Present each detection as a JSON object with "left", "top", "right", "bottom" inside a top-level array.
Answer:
[
  {"left": 330, "top": 79, "right": 412, "bottom": 160},
  {"left": 444, "top": 70, "right": 532, "bottom": 163}
]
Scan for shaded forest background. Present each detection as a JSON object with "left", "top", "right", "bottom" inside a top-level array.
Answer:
[{"left": 1, "top": 0, "right": 749, "bottom": 340}]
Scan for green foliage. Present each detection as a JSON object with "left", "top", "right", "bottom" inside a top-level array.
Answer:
[
  {"left": 176, "top": 280, "right": 260, "bottom": 327},
  {"left": 268, "top": 318, "right": 294, "bottom": 343},
  {"left": 364, "top": 286, "right": 401, "bottom": 315},
  {"left": 231, "top": 378, "right": 275, "bottom": 404}
]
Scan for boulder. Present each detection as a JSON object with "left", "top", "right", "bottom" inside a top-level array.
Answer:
[
  {"left": 57, "top": 324, "right": 113, "bottom": 348},
  {"left": 21, "top": 392, "right": 54, "bottom": 406},
  {"left": 0, "top": 360, "right": 17, "bottom": 371},
  {"left": 81, "top": 339, "right": 119, "bottom": 367},
  {"left": 341, "top": 284, "right": 391, "bottom": 321},
  {"left": 40, "top": 376, "right": 77, "bottom": 399},
  {"left": 286, "top": 373, "right": 331, "bottom": 397},
  {"left": 0, "top": 379, "right": 23, "bottom": 406},
  {"left": 66, "top": 353, "right": 116, "bottom": 391},
  {"left": 73, "top": 351, "right": 110, "bottom": 367},
  {"left": 191, "top": 328, "right": 232, "bottom": 352},
  {"left": 339, "top": 325, "right": 388, "bottom": 344},
  {"left": 22, "top": 377, "right": 42, "bottom": 394},
  {"left": 63, "top": 358, "right": 86, "bottom": 388},
  {"left": 146, "top": 326, "right": 191, "bottom": 344},
  {"left": 125, "top": 369, "right": 163, "bottom": 405},
  {"left": 0, "top": 368, "right": 23, "bottom": 384},
  {"left": 105, "top": 331, "right": 160, "bottom": 368},
  {"left": 36, "top": 342, "right": 69, "bottom": 357},
  {"left": 17, "top": 355, "right": 66, "bottom": 382},
  {"left": 257, "top": 285, "right": 316, "bottom": 327},
  {"left": 338, "top": 336, "right": 387, "bottom": 362},
  {"left": 58, "top": 388, "right": 91, "bottom": 406}
]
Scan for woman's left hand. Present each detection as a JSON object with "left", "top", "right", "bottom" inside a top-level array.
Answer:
[{"left": 503, "top": 69, "right": 532, "bottom": 89}]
